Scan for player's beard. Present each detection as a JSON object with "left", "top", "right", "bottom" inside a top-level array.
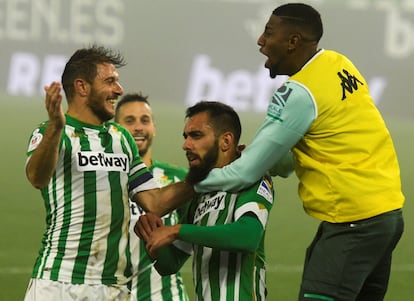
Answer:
[
  {"left": 87, "top": 88, "right": 115, "bottom": 122},
  {"left": 185, "top": 140, "right": 219, "bottom": 185},
  {"left": 268, "top": 63, "right": 279, "bottom": 79}
]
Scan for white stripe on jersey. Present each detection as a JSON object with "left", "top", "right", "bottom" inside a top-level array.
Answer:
[
  {"left": 219, "top": 252, "right": 229, "bottom": 301},
  {"left": 259, "top": 267, "right": 266, "bottom": 300},
  {"left": 200, "top": 247, "right": 212, "bottom": 301},
  {"left": 235, "top": 202, "right": 269, "bottom": 229},
  {"left": 129, "top": 162, "right": 148, "bottom": 176},
  {"left": 234, "top": 254, "right": 242, "bottom": 301}
]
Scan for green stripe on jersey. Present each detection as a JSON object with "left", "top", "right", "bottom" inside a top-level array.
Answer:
[
  {"left": 27, "top": 115, "right": 153, "bottom": 285},
  {"left": 187, "top": 177, "right": 273, "bottom": 301}
]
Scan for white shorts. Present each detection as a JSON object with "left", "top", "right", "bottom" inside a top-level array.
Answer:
[{"left": 23, "top": 278, "right": 130, "bottom": 301}]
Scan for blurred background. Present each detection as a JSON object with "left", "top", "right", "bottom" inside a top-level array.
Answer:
[{"left": 1, "top": 0, "right": 413, "bottom": 300}]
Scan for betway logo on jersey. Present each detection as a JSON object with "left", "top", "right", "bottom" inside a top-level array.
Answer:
[
  {"left": 194, "top": 192, "right": 226, "bottom": 223},
  {"left": 76, "top": 152, "right": 129, "bottom": 172}
]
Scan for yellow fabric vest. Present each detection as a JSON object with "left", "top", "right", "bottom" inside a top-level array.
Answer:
[{"left": 290, "top": 50, "right": 404, "bottom": 222}]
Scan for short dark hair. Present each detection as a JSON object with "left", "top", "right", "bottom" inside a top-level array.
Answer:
[
  {"left": 273, "top": 3, "right": 323, "bottom": 42},
  {"left": 62, "top": 44, "right": 126, "bottom": 100},
  {"left": 185, "top": 101, "right": 242, "bottom": 144},
  {"left": 115, "top": 92, "right": 150, "bottom": 122}
]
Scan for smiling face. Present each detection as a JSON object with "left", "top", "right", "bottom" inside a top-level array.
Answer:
[
  {"left": 116, "top": 101, "right": 156, "bottom": 158},
  {"left": 257, "top": 15, "right": 294, "bottom": 78},
  {"left": 87, "top": 63, "right": 124, "bottom": 122}
]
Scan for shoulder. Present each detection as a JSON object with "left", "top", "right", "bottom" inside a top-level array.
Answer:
[
  {"left": 239, "top": 175, "right": 274, "bottom": 204},
  {"left": 31, "top": 120, "right": 49, "bottom": 132},
  {"left": 268, "top": 80, "right": 316, "bottom": 123},
  {"left": 108, "top": 121, "right": 128, "bottom": 133},
  {"left": 107, "top": 122, "right": 135, "bottom": 142}
]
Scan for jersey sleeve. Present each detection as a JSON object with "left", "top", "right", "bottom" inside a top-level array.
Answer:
[
  {"left": 26, "top": 122, "right": 49, "bottom": 156},
  {"left": 234, "top": 176, "right": 274, "bottom": 229},
  {"left": 194, "top": 81, "right": 317, "bottom": 193},
  {"left": 25, "top": 121, "right": 56, "bottom": 167},
  {"left": 178, "top": 176, "right": 274, "bottom": 252},
  {"left": 153, "top": 244, "right": 191, "bottom": 276},
  {"left": 118, "top": 126, "right": 159, "bottom": 197},
  {"left": 178, "top": 215, "right": 264, "bottom": 252}
]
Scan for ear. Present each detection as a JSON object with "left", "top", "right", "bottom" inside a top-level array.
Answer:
[
  {"left": 220, "top": 132, "right": 234, "bottom": 152},
  {"left": 288, "top": 33, "right": 301, "bottom": 50},
  {"left": 74, "top": 78, "right": 90, "bottom": 97}
]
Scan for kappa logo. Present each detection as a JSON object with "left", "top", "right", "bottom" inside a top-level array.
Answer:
[
  {"left": 337, "top": 69, "right": 364, "bottom": 100},
  {"left": 76, "top": 151, "right": 129, "bottom": 172},
  {"left": 193, "top": 192, "right": 226, "bottom": 223}
]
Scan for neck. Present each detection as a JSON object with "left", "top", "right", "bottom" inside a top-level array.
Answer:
[
  {"left": 289, "top": 46, "right": 320, "bottom": 76},
  {"left": 215, "top": 150, "right": 238, "bottom": 168},
  {"left": 141, "top": 149, "right": 153, "bottom": 168},
  {"left": 67, "top": 106, "right": 104, "bottom": 126}
]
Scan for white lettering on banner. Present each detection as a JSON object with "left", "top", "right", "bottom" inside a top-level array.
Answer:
[
  {"left": 7, "top": 53, "right": 39, "bottom": 96},
  {"left": 368, "top": 77, "right": 387, "bottom": 105},
  {"left": 0, "top": 0, "right": 124, "bottom": 45},
  {"left": 186, "top": 54, "right": 386, "bottom": 112},
  {"left": 186, "top": 54, "right": 287, "bottom": 112},
  {"left": 384, "top": 7, "right": 414, "bottom": 58},
  {"left": 7, "top": 52, "right": 66, "bottom": 96}
]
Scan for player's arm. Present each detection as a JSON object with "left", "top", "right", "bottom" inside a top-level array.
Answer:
[
  {"left": 145, "top": 213, "right": 263, "bottom": 258},
  {"left": 269, "top": 150, "right": 294, "bottom": 178},
  {"left": 179, "top": 213, "right": 263, "bottom": 251},
  {"left": 131, "top": 182, "right": 195, "bottom": 217},
  {"left": 194, "top": 81, "right": 317, "bottom": 193},
  {"left": 153, "top": 244, "right": 191, "bottom": 276},
  {"left": 26, "top": 82, "right": 65, "bottom": 189}
]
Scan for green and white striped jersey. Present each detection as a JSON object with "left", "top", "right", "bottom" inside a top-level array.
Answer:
[
  {"left": 180, "top": 176, "right": 274, "bottom": 301},
  {"left": 129, "top": 160, "right": 189, "bottom": 301},
  {"left": 26, "top": 115, "right": 158, "bottom": 285}
]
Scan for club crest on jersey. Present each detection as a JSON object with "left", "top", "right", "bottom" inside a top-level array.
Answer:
[
  {"left": 76, "top": 151, "right": 129, "bottom": 172},
  {"left": 194, "top": 192, "right": 226, "bottom": 223},
  {"left": 267, "top": 85, "right": 292, "bottom": 122},
  {"left": 257, "top": 178, "right": 273, "bottom": 204}
]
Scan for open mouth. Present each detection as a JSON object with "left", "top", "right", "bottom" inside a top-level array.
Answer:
[
  {"left": 134, "top": 136, "right": 145, "bottom": 142},
  {"left": 186, "top": 153, "right": 200, "bottom": 166}
]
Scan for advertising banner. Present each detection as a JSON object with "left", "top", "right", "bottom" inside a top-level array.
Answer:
[{"left": 1, "top": 0, "right": 413, "bottom": 119}]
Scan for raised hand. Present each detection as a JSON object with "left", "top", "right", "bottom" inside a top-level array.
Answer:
[{"left": 44, "top": 82, "right": 65, "bottom": 130}]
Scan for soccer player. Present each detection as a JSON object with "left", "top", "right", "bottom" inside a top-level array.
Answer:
[
  {"left": 24, "top": 45, "right": 193, "bottom": 301},
  {"left": 115, "top": 93, "right": 189, "bottom": 301},
  {"left": 136, "top": 101, "right": 274, "bottom": 301},
  {"left": 191, "top": 4, "right": 405, "bottom": 301}
]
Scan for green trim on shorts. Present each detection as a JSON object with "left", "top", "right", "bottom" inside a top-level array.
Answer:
[{"left": 304, "top": 293, "right": 334, "bottom": 301}]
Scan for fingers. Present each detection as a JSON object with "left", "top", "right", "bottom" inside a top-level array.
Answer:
[
  {"left": 134, "top": 213, "right": 163, "bottom": 242},
  {"left": 44, "top": 82, "right": 65, "bottom": 129},
  {"left": 146, "top": 244, "right": 158, "bottom": 259},
  {"left": 144, "top": 224, "right": 180, "bottom": 259},
  {"left": 145, "top": 230, "right": 160, "bottom": 259},
  {"left": 237, "top": 143, "right": 247, "bottom": 155},
  {"left": 44, "top": 82, "right": 62, "bottom": 110}
]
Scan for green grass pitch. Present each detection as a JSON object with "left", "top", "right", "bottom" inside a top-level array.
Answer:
[{"left": 0, "top": 100, "right": 412, "bottom": 300}]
